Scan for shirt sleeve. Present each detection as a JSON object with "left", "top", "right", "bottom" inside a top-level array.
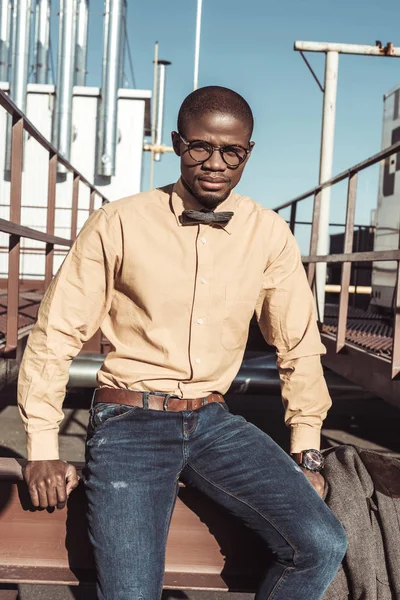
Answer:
[
  {"left": 255, "top": 213, "right": 331, "bottom": 453},
  {"left": 18, "top": 208, "right": 120, "bottom": 460}
]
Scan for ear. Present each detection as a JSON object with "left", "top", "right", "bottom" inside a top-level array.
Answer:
[
  {"left": 245, "top": 141, "right": 255, "bottom": 163},
  {"left": 171, "top": 131, "right": 181, "bottom": 157}
]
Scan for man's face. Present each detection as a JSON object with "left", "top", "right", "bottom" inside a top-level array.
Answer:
[{"left": 172, "top": 112, "right": 254, "bottom": 209}]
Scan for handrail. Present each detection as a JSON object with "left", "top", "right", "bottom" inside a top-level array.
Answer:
[
  {"left": 274, "top": 139, "right": 400, "bottom": 212},
  {"left": 0, "top": 90, "right": 109, "bottom": 200},
  {"left": 0, "top": 89, "right": 110, "bottom": 357},
  {"left": 273, "top": 144, "right": 400, "bottom": 380}
]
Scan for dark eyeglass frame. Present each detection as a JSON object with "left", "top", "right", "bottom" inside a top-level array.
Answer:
[{"left": 177, "top": 132, "right": 252, "bottom": 169}]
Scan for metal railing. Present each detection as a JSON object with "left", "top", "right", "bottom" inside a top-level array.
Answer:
[
  {"left": 0, "top": 89, "right": 109, "bottom": 357},
  {"left": 274, "top": 141, "right": 400, "bottom": 380}
]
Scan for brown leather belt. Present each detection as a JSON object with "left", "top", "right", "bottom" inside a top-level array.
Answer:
[{"left": 94, "top": 388, "right": 225, "bottom": 412}]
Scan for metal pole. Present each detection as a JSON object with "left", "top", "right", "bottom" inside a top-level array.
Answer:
[
  {"left": 53, "top": 0, "right": 77, "bottom": 173},
  {"left": 9, "top": 0, "right": 32, "bottom": 111},
  {"left": 294, "top": 40, "right": 400, "bottom": 56},
  {"left": 0, "top": 0, "right": 12, "bottom": 82},
  {"left": 315, "top": 50, "right": 339, "bottom": 322},
  {"left": 154, "top": 59, "right": 171, "bottom": 162},
  {"left": 97, "top": 0, "right": 124, "bottom": 177},
  {"left": 6, "top": 0, "right": 32, "bottom": 171},
  {"left": 149, "top": 40, "right": 158, "bottom": 189},
  {"left": 75, "top": 0, "right": 89, "bottom": 86},
  {"left": 193, "top": 0, "right": 202, "bottom": 90},
  {"left": 33, "top": 0, "right": 51, "bottom": 84}
]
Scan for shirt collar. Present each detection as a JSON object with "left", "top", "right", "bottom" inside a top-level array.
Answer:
[{"left": 171, "top": 178, "right": 236, "bottom": 234}]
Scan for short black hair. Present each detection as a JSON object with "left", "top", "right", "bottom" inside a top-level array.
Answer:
[{"left": 177, "top": 86, "right": 254, "bottom": 137}]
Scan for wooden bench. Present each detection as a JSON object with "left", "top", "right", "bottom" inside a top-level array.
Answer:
[{"left": 0, "top": 458, "right": 269, "bottom": 598}]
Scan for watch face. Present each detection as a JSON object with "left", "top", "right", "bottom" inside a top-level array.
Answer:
[{"left": 303, "top": 450, "right": 324, "bottom": 471}]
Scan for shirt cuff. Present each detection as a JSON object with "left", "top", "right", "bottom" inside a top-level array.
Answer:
[
  {"left": 290, "top": 424, "right": 321, "bottom": 454},
  {"left": 26, "top": 430, "right": 60, "bottom": 461}
]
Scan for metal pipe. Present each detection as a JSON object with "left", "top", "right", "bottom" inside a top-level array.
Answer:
[
  {"left": 67, "top": 353, "right": 363, "bottom": 393},
  {"left": 315, "top": 51, "right": 339, "bottom": 322},
  {"left": 53, "top": 0, "right": 77, "bottom": 173},
  {"left": 193, "top": 0, "right": 202, "bottom": 90},
  {"left": 33, "top": 0, "right": 51, "bottom": 84},
  {"left": 74, "top": 0, "right": 89, "bottom": 86},
  {"left": 5, "top": 0, "right": 32, "bottom": 171},
  {"left": 149, "top": 40, "right": 158, "bottom": 189},
  {"left": 118, "top": 0, "right": 126, "bottom": 88},
  {"left": 294, "top": 40, "right": 400, "bottom": 57},
  {"left": 97, "top": 0, "right": 124, "bottom": 177},
  {"left": 0, "top": 0, "right": 12, "bottom": 82},
  {"left": 154, "top": 59, "right": 171, "bottom": 161},
  {"left": 9, "top": 0, "right": 32, "bottom": 111}
]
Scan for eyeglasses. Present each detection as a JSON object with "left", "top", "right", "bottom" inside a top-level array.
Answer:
[{"left": 177, "top": 133, "right": 251, "bottom": 169}]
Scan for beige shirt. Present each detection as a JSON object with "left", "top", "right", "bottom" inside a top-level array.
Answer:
[{"left": 18, "top": 179, "right": 331, "bottom": 460}]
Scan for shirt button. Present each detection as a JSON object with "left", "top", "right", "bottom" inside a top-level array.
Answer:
[
  {"left": 201, "top": 278, "right": 207, "bottom": 284},
  {"left": 195, "top": 358, "right": 201, "bottom": 364},
  {"left": 197, "top": 318, "right": 203, "bottom": 325},
  {"left": 201, "top": 237, "right": 207, "bottom": 244}
]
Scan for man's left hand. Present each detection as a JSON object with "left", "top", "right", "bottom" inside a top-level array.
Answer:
[{"left": 300, "top": 468, "right": 325, "bottom": 498}]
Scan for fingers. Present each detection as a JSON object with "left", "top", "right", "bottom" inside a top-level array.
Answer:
[
  {"left": 23, "top": 461, "right": 79, "bottom": 510},
  {"left": 65, "top": 465, "right": 80, "bottom": 497},
  {"left": 27, "top": 483, "right": 40, "bottom": 508}
]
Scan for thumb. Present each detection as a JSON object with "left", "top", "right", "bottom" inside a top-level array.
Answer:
[{"left": 65, "top": 464, "right": 80, "bottom": 496}]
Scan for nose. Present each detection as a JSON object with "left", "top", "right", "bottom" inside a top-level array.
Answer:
[{"left": 201, "top": 148, "right": 226, "bottom": 171}]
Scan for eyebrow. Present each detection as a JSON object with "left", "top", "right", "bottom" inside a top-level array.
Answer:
[{"left": 185, "top": 136, "right": 249, "bottom": 148}]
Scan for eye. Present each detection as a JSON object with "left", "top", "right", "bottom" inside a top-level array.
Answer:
[
  {"left": 189, "top": 141, "right": 211, "bottom": 155},
  {"left": 223, "top": 146, "right": 247, "bottom": 161}
]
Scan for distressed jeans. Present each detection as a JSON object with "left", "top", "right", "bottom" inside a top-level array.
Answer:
[{"left": 83, "top": 399, "right": 347, "bottom": 600}]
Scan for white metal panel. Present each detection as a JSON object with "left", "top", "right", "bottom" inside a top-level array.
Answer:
[{"left": 372, "top": 85, "right": 400, "bottom": 309}]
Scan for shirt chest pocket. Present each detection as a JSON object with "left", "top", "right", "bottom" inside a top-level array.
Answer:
[{"left": 222, "top": 289, "right": 256, "bottom": 351}]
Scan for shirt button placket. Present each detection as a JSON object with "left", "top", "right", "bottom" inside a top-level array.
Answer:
[{"left": 190, "top": 226, "right": 212, "bottom": 373}]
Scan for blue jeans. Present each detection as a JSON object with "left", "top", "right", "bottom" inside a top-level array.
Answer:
[{"left": 83, "top": 399, "right": 347, "bottom": 600}]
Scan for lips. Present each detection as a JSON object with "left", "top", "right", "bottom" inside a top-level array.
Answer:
[{"left": 198, "top": 176, "right": 228, "bottom": 191}]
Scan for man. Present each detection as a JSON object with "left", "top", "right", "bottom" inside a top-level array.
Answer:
[{"left": 19, "top": 86, "right": 347, "bottom": 599}]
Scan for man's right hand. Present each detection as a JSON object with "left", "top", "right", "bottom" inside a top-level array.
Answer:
[{"left": 23, "top": 460, "right": 80, "bottom": 509}]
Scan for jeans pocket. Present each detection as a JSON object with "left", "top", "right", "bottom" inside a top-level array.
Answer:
[{"left": 90, "top": 402, "right": 138, "bottom": 431}]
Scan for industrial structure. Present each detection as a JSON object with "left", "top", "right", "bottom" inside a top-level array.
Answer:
[
  {"left": 0, "top": 0, "right": 153, "bottom": 281},
  {"left": 0, "top": 24, "right": 400, "bottom": 414}
]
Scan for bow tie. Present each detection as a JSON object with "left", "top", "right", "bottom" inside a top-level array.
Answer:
[{"left": 180, "top": 209, "right": 234, "bottom": 226}]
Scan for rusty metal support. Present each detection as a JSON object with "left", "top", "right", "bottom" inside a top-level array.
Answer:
[
  {"left": 44, "top": 153, "right": 57, "bottom": 290},
  {"left": 89, "top": 189, "right": 95, "bottom": 215},
  {"left": 336, "top": 172, "right": 357, "bottom": 353},
  {"left": 0, "top": 89, "right": 110, "bottom": 356},
  {"left": 392, "top": 257, "right": 400, "bottom": 378},
  {"left": 307, "top": 190, "right": 322, "bottom": 288},
  {"left": 289, "top": 202, "right": 297, "bottom": 234},
  {"left": 71, "top": 174, "right": 80, "bottom": 240},
  {"left": 4, "top": 116, "right": 24, "bottom": 357}
]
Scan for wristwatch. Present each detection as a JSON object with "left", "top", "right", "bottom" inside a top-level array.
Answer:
[{"left": 291, "top": 449, "right": 325, "bottom": 472}]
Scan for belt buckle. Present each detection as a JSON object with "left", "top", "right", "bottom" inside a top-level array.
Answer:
[{"left": 163, "top": 394, "right": 178, "bottom": 411}]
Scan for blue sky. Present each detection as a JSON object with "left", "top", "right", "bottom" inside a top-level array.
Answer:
[{"left": 51, "top": 0, "right": 400, "bottom": 251}]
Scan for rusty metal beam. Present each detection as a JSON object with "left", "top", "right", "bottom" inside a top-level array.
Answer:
[
  {"left": 89, "top": 189, "right": 95, "bottom": 215},
  {"left": 303, "top": 249, "right": 400, "bottom": 264},
  {"left": 0, "top": 219, "right": 72, "bottom": 246},
  {"left": 70, "top": 175, "right": 80, "bottom": 241},
  {"left": 392, "top": 260, "right": 400, "bottom": 379},
  {"left": 0, "top": 89, "right": 109, "bottom": 204},
  {"left": 336, "top": 173, "right": 357, "bottom": 352},
  {"left": 307, "top": 191, "right": 321, "bottom": 287},
  {"left": 44, "top": 153, "right": 57, "bottom": 290},
  {"left": 4, "top": 116, "right": 24, "bottom": 357},
  {"left": 274, "top": 138, "right": 400, "bottom": 213},
  {"left": 289, "top": 202, "right": 297, "bottom": 234}
]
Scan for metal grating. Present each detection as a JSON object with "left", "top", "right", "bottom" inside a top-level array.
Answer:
[{"left": 323, "top": 303, "right": 393, "bottom": 359}]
